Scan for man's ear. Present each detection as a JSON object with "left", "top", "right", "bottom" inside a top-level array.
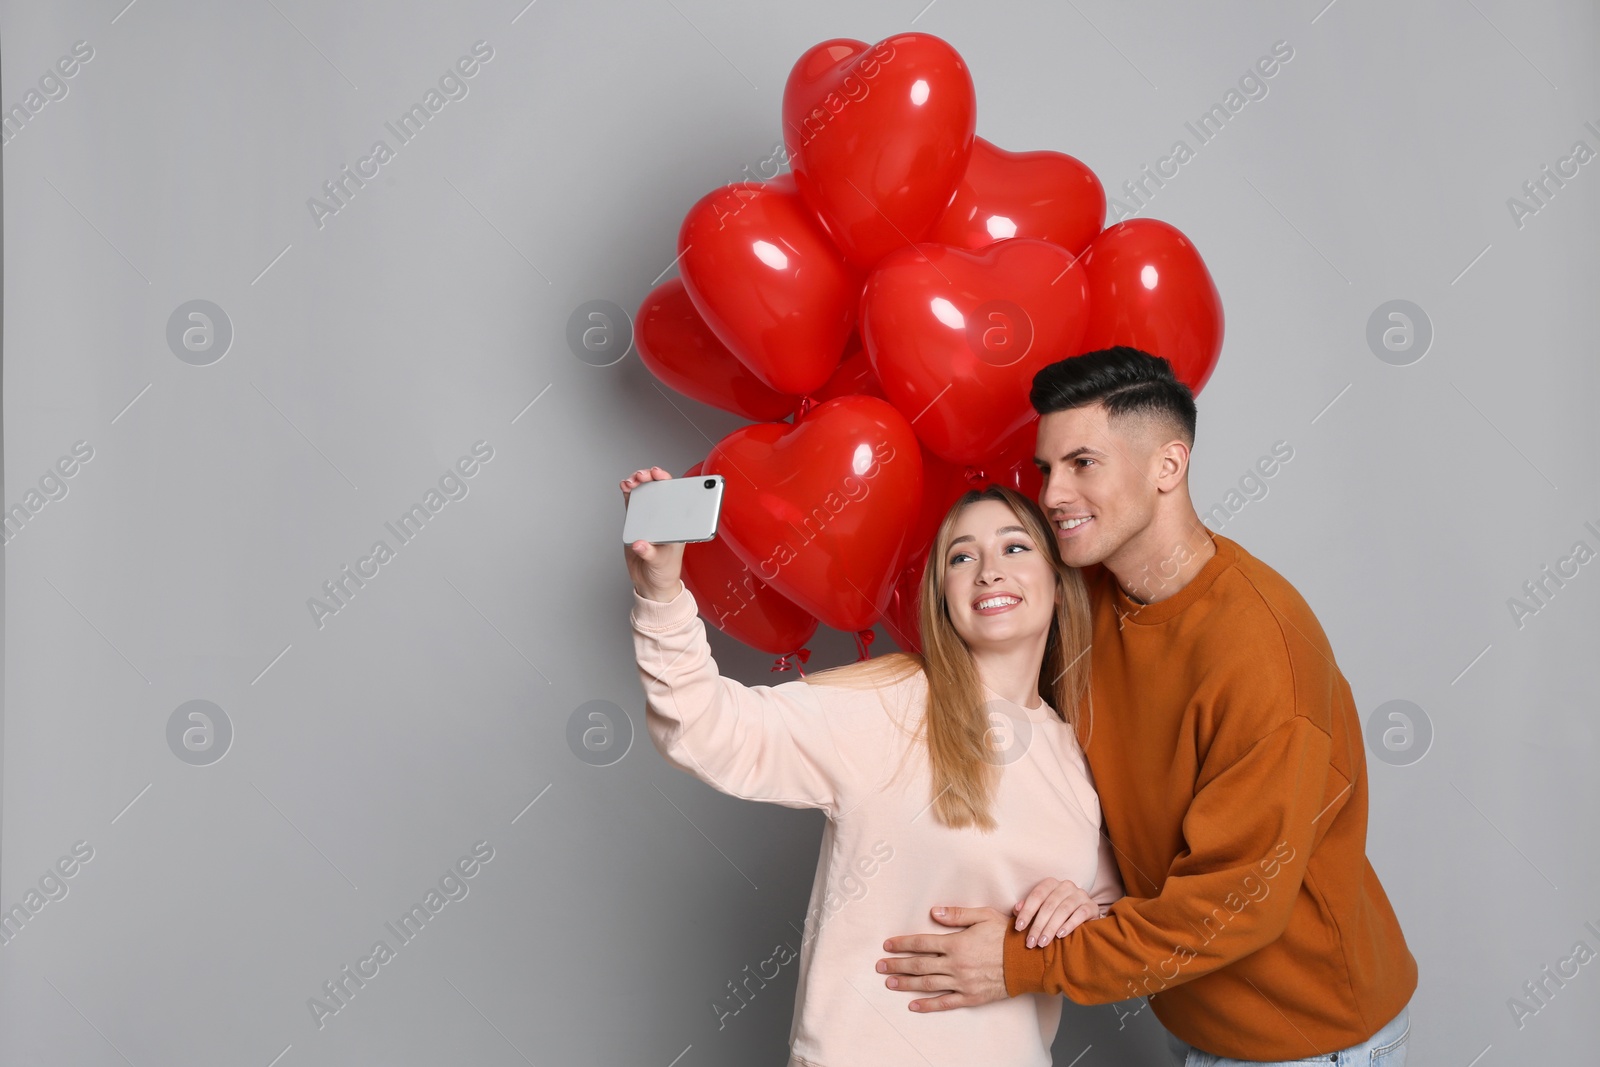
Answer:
[{"left": 1157, "top": 439, "right": 1190, "bottom": 492}]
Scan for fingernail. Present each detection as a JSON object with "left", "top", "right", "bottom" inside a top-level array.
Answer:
[
  {"left": 1026, "top": 936, "right": 1034, "bottom": 948},
  {"left": 933, "top": 907, "right": 945, "bottom": 917},
  {"left": 1015, "top": 919, "right": 1023, "bottom": 930},
  {"left": 876, "top": 961, "right": 885, "bottom": 972},
  {"left": 886, "top": 977, "right": 897, "bottom": 988}
]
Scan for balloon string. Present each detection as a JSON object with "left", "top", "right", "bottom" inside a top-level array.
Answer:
[
  {"left": 772, "top": 647, "right": 812, "bottom": 676},
  {"left": 852, "top": 629, "right": 876, "bottom": 662},
  {"left": 796, "top": 395, "right": 815, "bottom": 420}
]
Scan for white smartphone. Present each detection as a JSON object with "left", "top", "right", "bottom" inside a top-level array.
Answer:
[{"left": 622, "top": 474, "right": 725, "bottom": 544}]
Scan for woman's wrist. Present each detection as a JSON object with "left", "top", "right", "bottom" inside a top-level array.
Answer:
[{"left": 635, "top": 579, "right": 685, "bottom": 604}]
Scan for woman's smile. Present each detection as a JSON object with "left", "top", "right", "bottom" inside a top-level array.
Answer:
[{"left": 972, "top": 593, "right": 1022, "bottom": 615}]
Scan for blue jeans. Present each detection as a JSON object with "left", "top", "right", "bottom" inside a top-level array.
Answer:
[{"left": 1165, "top": 1001, "right": 1409, "bottom": 1066}]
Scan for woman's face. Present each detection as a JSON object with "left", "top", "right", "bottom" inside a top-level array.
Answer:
[{"left": 941, "top": 499, "right": 1060, "bottom": 651}]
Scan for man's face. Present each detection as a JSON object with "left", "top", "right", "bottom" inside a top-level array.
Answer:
[{"left": 1033, "top": 403, "right": 1162, "bottom": 568}]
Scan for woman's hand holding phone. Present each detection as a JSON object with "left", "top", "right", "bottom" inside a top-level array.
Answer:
[
  {"left": 621, "top": 467, "right": 687, "bottom": 603},
  {"left": 1012, "top": 876, "right": 1099, "bottom": 948}
]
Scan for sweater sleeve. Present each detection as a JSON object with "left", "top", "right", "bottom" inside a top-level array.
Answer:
[
  {"left": 1002, "top": 715, "right": 1332, "bottom": 1002},
  {"left": 631, "top": 583, "right": 873, "bottom": 817}
]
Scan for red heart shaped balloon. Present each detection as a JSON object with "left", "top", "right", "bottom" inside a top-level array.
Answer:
[
  {"left": 806, "top": 336, "right": 887, "bottom": 404},
  {"left": 783, "top": 34, "right": 976, "bottom": 268},
  {"left": 636, "top": 280, "right": 800, "bottom": 422},
  {"left": 704, "top": 396, "right": 923, "bottom": 632},
  {"left": 1077, "top": 218, "right": 1224, "bottom": 395},
  {"left": 930, "top": 137, "right": 1105, "bottom": 255},
  {"left": 980, "top": 416, "right": 1044, "bottom": 500},
  {"left": 880, "top": 557, "right": 926, "bottom": 655},
  {"left": 679, "top": 462, "right": 819, "bottom": 654},
  {"left": 860, "top": 238, "right": 1090, "bottom": 465},
  {"left": 679, "top": 173, "right": 860, "bottom": 397},
  {"left": 904, "top": 444, "right": 982, "bottom": 571}
]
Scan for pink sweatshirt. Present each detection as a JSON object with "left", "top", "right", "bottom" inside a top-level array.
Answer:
[{"left": 632, "top": 584, "right": 1123, "bottom": 1067}]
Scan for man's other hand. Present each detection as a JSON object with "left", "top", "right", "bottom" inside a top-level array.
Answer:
[{"left": 876, "top": 905, "right": 1010, "bottom": 1012}]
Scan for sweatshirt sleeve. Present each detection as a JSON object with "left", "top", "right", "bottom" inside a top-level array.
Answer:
[
  {"left": 631, "top": 583, "right": 874, "bottom": 817},
  {"left": 1002, "top": 715, "right": 1332, "bottom": 1002}
]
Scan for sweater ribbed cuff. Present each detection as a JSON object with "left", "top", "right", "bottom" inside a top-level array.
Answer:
[
  {"left": 631, "top": 583, "right": 696, "bottom": 631},
  {"left": 1001, "top": 921, "right": 1050, "bottom": 997}
]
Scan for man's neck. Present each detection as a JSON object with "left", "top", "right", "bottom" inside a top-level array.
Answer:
[{"left": 1103, "top": 512, "right": 1217, "bottom": 606}]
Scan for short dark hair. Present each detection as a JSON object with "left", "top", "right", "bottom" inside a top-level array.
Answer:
[{"left": 1029, "top": 346, "right": 1197, "bottom": 446}]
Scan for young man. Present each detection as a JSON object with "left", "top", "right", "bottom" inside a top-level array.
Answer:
[{"left": 875, "top": 347, "right": 1417, "bottom": 1064}]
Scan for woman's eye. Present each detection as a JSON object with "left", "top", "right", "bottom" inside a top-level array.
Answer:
[{"left": 951, "top": 544, "right": 1029, "bottom": 565}]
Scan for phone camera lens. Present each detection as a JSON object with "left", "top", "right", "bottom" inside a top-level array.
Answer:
[{"left": 703, "top": 479, "right": 715, "bottom": 489}]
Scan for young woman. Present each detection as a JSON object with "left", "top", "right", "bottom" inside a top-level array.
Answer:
[{"left": 622, "top": 467, "right": 1122, "bottom": 1067}]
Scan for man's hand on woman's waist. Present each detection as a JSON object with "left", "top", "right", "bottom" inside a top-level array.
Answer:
[{"left": 877, "top": 906, "right": 1010, "bottom": 1012}]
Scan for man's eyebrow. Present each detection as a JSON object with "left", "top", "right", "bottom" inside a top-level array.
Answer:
[
  {"left": 949, "top": 525, "right": 1029, "bottom": 547},
  {"left": 1034, "top": 446, "right": 1108, "bottom": 466}
]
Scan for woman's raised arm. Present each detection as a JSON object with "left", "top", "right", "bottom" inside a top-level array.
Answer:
[
  {"left": 633, "top": 583, "right": 883, "bottom": 816},
  {"left": 622, "top": 465, "right": 898, "bottom": 816}
]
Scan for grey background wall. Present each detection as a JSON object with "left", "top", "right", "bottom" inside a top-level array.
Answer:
[{"left": 2, "top": 1, "right": 1597, "bottom": 1064}]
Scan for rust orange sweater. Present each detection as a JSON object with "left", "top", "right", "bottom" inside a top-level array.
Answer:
[{"left": 1001, "top": 531, "right": 1417, "bottom": 1060}]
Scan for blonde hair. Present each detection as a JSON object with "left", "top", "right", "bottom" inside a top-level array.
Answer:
[{"left": 804, "top": 485, "right": 1093, "bottom": 830}]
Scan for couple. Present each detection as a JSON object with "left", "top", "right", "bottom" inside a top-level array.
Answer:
[{"left": 622, "top": 347, "right": 1416, "bottom": 1066}]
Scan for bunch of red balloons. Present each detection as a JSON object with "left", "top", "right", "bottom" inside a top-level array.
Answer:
[{"left": 634, "top": 32, "right": 1223, "bottom": 665}]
